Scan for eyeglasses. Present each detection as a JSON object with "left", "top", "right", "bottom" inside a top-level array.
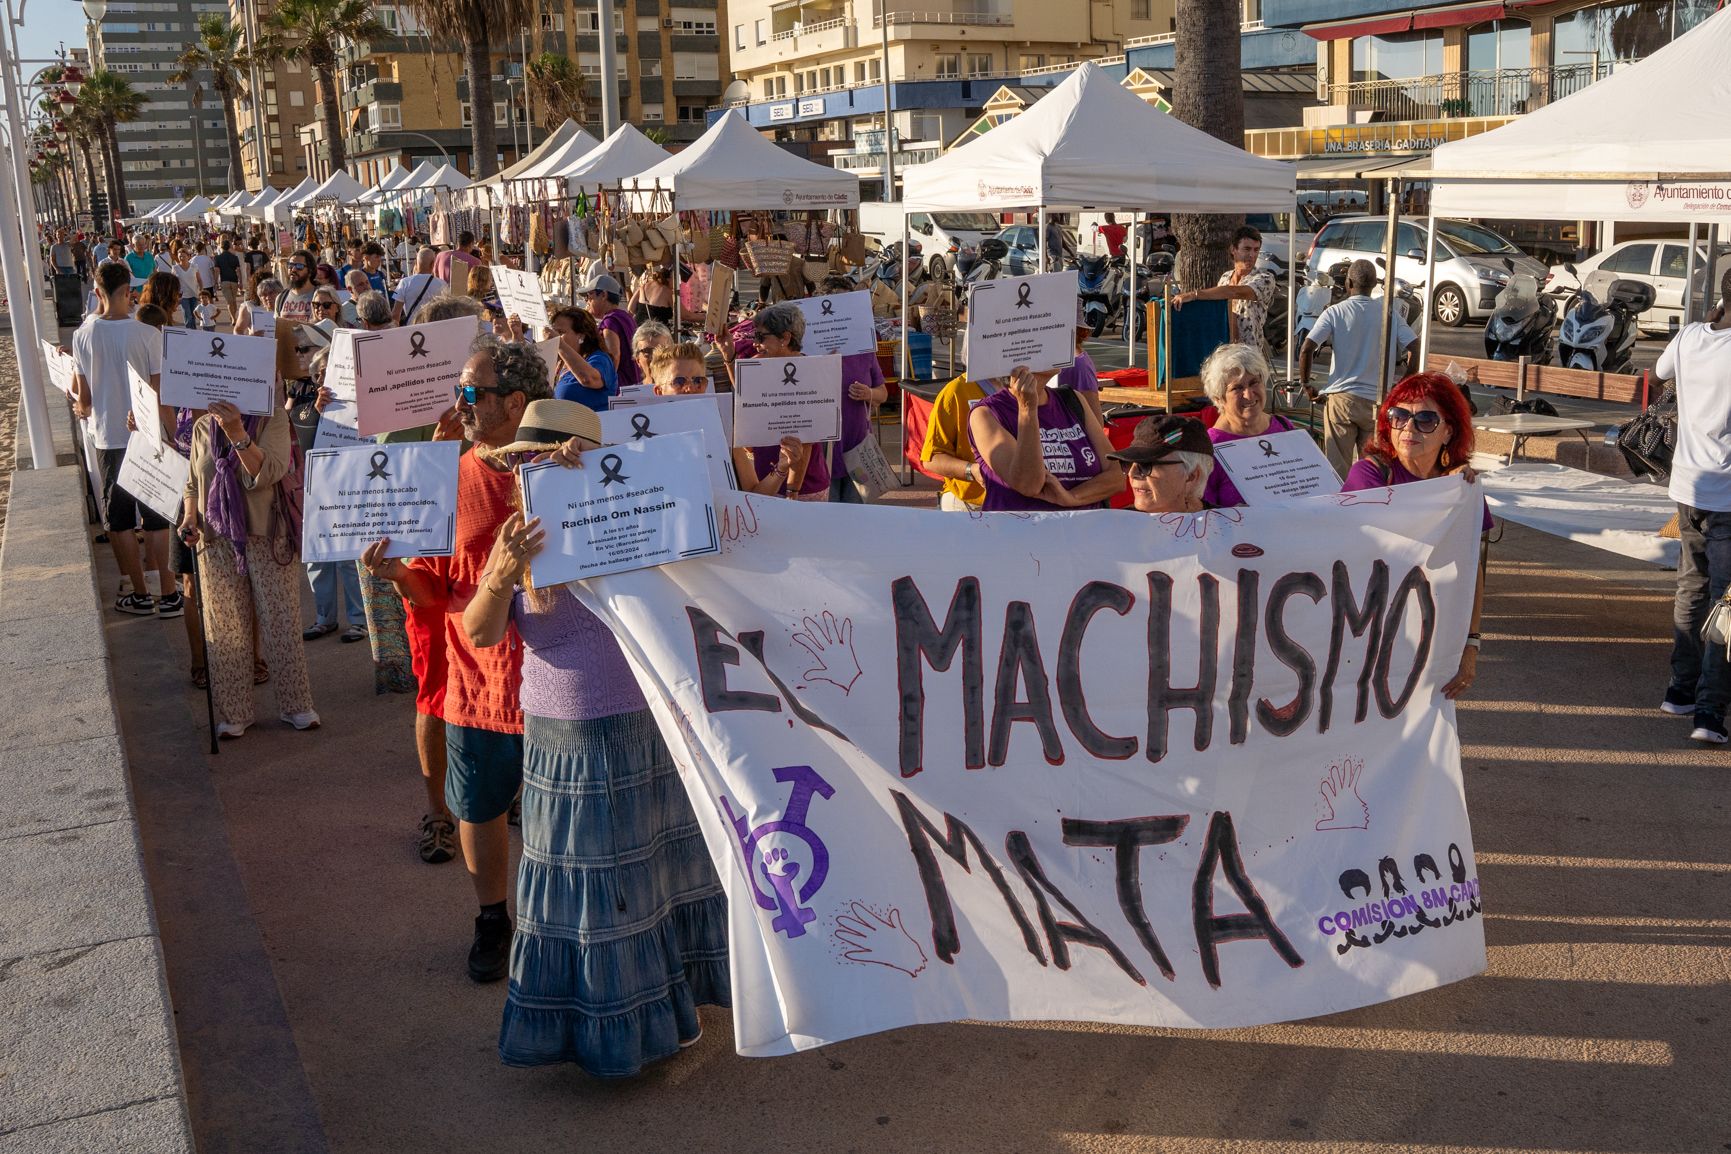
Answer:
[
  {"left": 1387, "top": 406, "right": 1443, "bottom": 434},
  {"left": 1128, "top": 459, "right": 1184, "bottom": 480},
  {"left": 287, "top": 262, "right": 308, "bottom": 271},
  {"left": 454, "top": 383, "right": 517, "bottom": 405},
  {"left": 665, "top": 375, "right": 709, "bottom": 389}
]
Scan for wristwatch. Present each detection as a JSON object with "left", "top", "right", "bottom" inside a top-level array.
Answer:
[{"left": 233, "top": 436, "right": 253, "bottom": 451}]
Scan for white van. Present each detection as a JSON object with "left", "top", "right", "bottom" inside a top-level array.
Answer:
[{"left": 857, "top": 203, "right": 1003, "bottom": 278}]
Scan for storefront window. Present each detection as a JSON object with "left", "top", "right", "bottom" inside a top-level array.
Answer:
[
  {"left": 1465, "top": 19, "right": 1532, "bottom": 73},
  {"left": 1350, "top": 30, "right": 1443, "bottom": 83},
  {"left": 1551, "top": 2, "right": 1717, "bottom": 69}
]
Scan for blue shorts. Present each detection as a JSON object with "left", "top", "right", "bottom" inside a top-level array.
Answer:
[{"left": 444, "top": 723, "right": 523, "bottom": 824}]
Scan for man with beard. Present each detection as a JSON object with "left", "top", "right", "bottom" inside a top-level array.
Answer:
[
  {"left": 275, "top": 248, "right": 320, "bottom": 326},
  {"left": 362, "top": 335, "right": 551, "bottom": 981}
]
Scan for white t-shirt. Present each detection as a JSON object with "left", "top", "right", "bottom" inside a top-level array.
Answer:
[
  {"left": 1659, "top": 322, "right": 1731, "bottom": 512},
  {"left": 1307, "top": 294, "right": 1416, "bottom": 401},
  {"left": 190, "top": 253, "right": 217, "bottom": 290},
  {"left": 394, "top": 273, "right": 446, "bottom": 323},
  {"left": 71, "top": 316, "right": 164, "bottom": 451},
  {"left": 172, "top": 260, "right": 200, "bottom": 298}
]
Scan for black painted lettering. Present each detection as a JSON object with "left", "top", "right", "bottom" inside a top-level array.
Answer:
[
  {"left": 1146, "top": 573, "right": 1219, "bottom": 763},
  {"left": 1320, "top": 560, "right": 1388, "bottom": 731},
  {"left": 893, "top": 576, "right": 985, "bottom": 778},
  {"left": 1005, "top": 830, "right": 1145, "bottom": 985},
  {"left": 1257, "top": 572, "right": 1325, "bottom": 737},
  {"left": 736, "top": 631, "right": 849, "bottom": 742},
  {"left": 890, "top": 789, "right": 1045, "bottom": 966},
  {"left": 1057, "top": 582, "right": 1138, "bottom": 760},
  {"left": 1227, "top": 569, "right": 1260, "bottom": 745},
  {"left": 1191, "top": 811, "right": 1304, "bottom": 988},
  {"left": 687, "top": 606, "right": 780, "bottom": 715},
  {"left": 1373, "top": 566, "right": 1436, "bottom": 717},
  {"left": 989, "top": 601, "right": 1064, "bottom": 766},
  {"left": 1062, "top": 815, "right": 1189, "bottom": 981}
]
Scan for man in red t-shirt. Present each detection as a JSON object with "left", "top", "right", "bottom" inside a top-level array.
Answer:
[
  {"left": 365, "top": 333, "right": 552, "bottom": 982},
  {"left": 1096, "top": 211, "right": 1129, "bottom": 259}
]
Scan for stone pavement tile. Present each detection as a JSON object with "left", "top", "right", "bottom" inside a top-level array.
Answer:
[
  {"left": 0, "top": 608, "right": 109, "bottom": 671},
  {"left": 0, "top": 818, "right": 153, "bottom": 959},
  {"left": 0, "top": 657, "right": 116, "bottom": 751},
  {"left": 0, "top": 734, "right": 130, "bottom": 841},
  {"left": 0, "top": 555, "right": 100, "bottom": 626},
  {"left": 0, "top": 1098, "right": 190, "bottom": 1154},
  {"left": 0, "top": 936, "right": 185, "bottom": 1137}
]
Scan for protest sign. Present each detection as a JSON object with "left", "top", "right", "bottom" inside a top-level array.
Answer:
[
  {"left": 116, "top": 430, "right": 189, "bottom": 524},
  {"left": 313, "top": 330, "right": 368, "bottom": 449},
  {"left": 965, "top": 271, "right": 1078, "bottom": 380},
  {"left": 78, "top": 420, "right": 105, "bottom": 519},
  {"left": 159, "top": 327, "right": 277, "bottom": 415},
  {"left": 575, "top": 480, "right": 1487, "bottom": 1056},
  {"left": 535, "top": 336, "right": 564, "bottom": 391},
  {"left": 493, "top": 264, "right": 551, "bottom": 334},
  {"left": 732, "top": 355, "right": 842, "bottom": 447},
  {"left": 705, "top": 262, "right": 736, "bottom": 338},
  {"left": 792, "top": 291, "right": 876, "bottom": 357},
  {"left": 301, "top": 441, "right": 461, "bottom": 563},
  {"left": 1213, "top": 429, "right": 1339, "bottom": 504},
  {"left": 352, "top": 315, "right": 478, "bottom": 437},
  {"left": 250, "top": 308, "right": 276, "bottom": 338},
  {"left": 128, "top": 367, "right": 166, "bottom": 451},
  {"left": 519, "top": 431, "right": 720, "bottom": 587},
  {"left": 598, "top": 395, "right": 736, "bottom": 495},
  {"left": 40, "top": 341, "right": 73, "bottom": 395}
]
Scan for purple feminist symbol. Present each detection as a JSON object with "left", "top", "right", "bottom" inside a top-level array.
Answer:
[{"left": 719, "top": 764, "right": 834, "bottom": 939}]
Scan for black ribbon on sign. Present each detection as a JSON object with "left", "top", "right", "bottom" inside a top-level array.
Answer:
[
  {"left": 408, "top": 330, "right": 429, "bottom": 358},
  {"left": 209, "top": 337, "right": 226, "bottom": 359},
  {"left": 631, "top": 412, "right": 655, "bottom": 440},
  {"left": 366, "top": 450, "right": 391, "bottom": 480},
  {"left": 1258, "top": 439, "right": 1277, "bottom": 458},
  {"left": 1014, "top": 282, "right": 1033, "bottom": 309},
  {"left": 599, "top": 453, "right": 629, "bottom": 486},
  {"left": 820, "top": 299, "right": 835, "bottom": 315},
  {"left": 782, "top": 362, "right": 799, "bottom": 386}
]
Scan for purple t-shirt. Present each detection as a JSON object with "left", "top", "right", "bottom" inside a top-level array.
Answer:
[
  {"left": 1342, "top": 455, "right": 1494, "bottom": 532},
  {"left": 752, "top": 439, "right": 831, "bottom": 496},
  {"left": 599, "top": 307, "right": 639, "bottom": 387},
  {"left": 832, "top": 351, "right": 886, "bottom": 476},
  {"left": 1202, "top": 415, "right": 1296, "bottom": 509},
  {"left": 511, "top": 585, "right": 646, "bottom": 722},
  {"left": 970, "top": 388, "right": 1103, "bottom": 512},
  {"left": 1056, "top": 350, "right": 1099, "bottom": 392}
]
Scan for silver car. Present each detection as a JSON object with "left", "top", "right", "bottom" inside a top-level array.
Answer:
[{"left": 1306, "top": 216, "right": 1549, "bottom": 327}]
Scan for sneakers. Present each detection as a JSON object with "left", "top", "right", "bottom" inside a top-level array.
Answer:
[
  {"left": 418, "top": 812, "right": 456, "bottom": 864},
  {"left": 156, "top": 591, "right": 185, "bottom": 619},
  {"left": 280, "top": 710, "right": 321, "bottom": 731},
  {"left": 115, "top": 592, "right": 156, "bottom": 616},
  {"left": 468, "top": 911, "right": 513, "bottom": 983},
  {"left": 1660, "top": 687, "right": 1695, "bottom": 716},
  {"left": 1689, "top": 711, "right": 1728, "bottom": 744},
  {"left": 216, "top": 721, "right": 248, "bottom": 740},
  {"left": 339, "top": 624, "right": 368, "bottom": 643},
  {"left": 302, "top": 622, "right": 338, "bottom": 641}
]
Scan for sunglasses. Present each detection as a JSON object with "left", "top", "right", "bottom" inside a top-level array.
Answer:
[
  {"left": 287, "top": 262, "right": 308, "bottom": 270},
  {"left": 454, "top": 383, "right": 518, "bottom": 405},
  {"left": 1128, "top": 459, "right": 1184, "bottom": 480},
  {"left": 665, "top": 375, "right": 709, "bottom": 389},
  {"left": 316, "top": 300, "right": 340, "bottom": 310},
  {"left": 1387, "top": 406, "right": 1443, "bottom": 434}
]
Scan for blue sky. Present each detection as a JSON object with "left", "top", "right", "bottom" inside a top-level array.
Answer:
[{"left": 15, "top": 0, "right": 92, "bottom": 76}]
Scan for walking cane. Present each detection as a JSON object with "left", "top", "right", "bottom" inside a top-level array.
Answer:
[{"left": 185, "top": 530, "right": 218, "bottom": 756}]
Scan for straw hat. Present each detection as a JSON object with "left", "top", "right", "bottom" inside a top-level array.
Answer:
[{"left": 493, "top": 398, "right": 603, "bottom": 456}]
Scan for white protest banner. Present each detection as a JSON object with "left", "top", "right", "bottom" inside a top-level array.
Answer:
[
  {"left": 965, "top": 270, "right": 1078, "bottom": 380},
  {"left": 352, "top": 315, "right": 479, "bottom": 437},
  {"left": 159, "top": 326, "right": 277, "bottom": 415},
  {"left": 312, "top": 329, "right": 368, "bottom": 449},
  {"left": 301, "top": 440, "right": 461, "bottom": 563},
  {"left": 128, "top": 367, "right": 166, "bottom": 451},
  {"left": 792, "top": 290, "right": 876, "bottom": 357},
  {"left": 598, "top": 395, "right": 736, "bottom": 495},
  {"left": 576, "top": 481, "right": 1487, "bottom": 1057},
  {"left": 116, "top": 430, "right": 190, "bottom": 524},
  {"left": 1213, "top": 428, "right": 1339, "bottom": 504},
  {"left": 732, "top": 355, "right": 842, "bottom": 448},
  {"left": 519, "top": 431, "right": 720, "bottom": 587},
  {"left": 493, "top": 264, "right": 551, "bottom": 334},
  {"left": 535, "top": 336, "right": 564, "bottom": 392},
  {"left": 250, "top": 307, "right": 276, "bottom": 338}
]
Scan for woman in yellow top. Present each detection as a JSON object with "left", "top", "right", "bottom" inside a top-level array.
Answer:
[{"left": 921, "top": 374, "right": 991, "bottom": 511}]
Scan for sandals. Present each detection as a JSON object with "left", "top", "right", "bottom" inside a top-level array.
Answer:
[
  {"left": 254, "top": 659, "right": 270, "bottom": 685},
  {"left": 191, "top": 666, "right": 209, "bottom": 690}
]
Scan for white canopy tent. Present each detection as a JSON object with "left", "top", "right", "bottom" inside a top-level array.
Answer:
[
  {"left": 414, "top": 163, "right": 472, "bottom": 192},
  {"left": 305, "top": 169, "right": 369, "bottom": 206},
  {"left": 238, "top": 186, "right": 281, "bottom": 214},
  {"left": 359, "top": 164, "right": 410, "bottom": 205},
  {"left": 563, "top": 123, "right": 669, "bottom": 196},
  {"left": 622, "top": 110, "right": 859, "bottom": 210},
  {"left": 142, "top": 199, "right": 180, "bottom": 221},
  {"left": 494, "top": 119, "right": 582, "bottom": 183},
  {"left": 391, "top": 161, "right": 439, "bottom": 194},
  {"left": 166, "top": 195, "right": 215, "bottom": 223}
]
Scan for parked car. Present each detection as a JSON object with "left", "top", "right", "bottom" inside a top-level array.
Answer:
[
  {"left": 1544, "top": 239, "right": 1731, "bottom": 336},
  {"left": 991, "top": 223, "right": 1077, "bottom": 276},
  {"left": 1306, "top": 215, "right": 1549, "bottom": 327},
  {"left": 859, "top": 204, "right": 1002, "bottom": 279}
]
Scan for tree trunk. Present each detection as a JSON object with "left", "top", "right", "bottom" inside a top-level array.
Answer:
[
  {"left": 104, "top": 119, "right": 130, "bottom": 218},
  {"left": 465, "top": 36, "right": 497, "bottom": 178},
  {"left": 317, "top": 59, "right": 346, "bottom": 174},
  {"left": 1171, "top": 0, "right": 1244, "bottom": 293},
  {"left": 218, "top": 84, "right": 245, "bottom": 187}
]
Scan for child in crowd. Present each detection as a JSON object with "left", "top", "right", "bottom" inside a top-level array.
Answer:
[{"left": 195, "top": 288, "right": 221, "bottom": 332}]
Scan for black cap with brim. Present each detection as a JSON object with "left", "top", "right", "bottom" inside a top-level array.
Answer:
[{"left": 1106, "top": 414, "right": 1214, "bottom": 465}]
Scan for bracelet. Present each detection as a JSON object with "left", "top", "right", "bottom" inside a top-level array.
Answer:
[
  {"left": 1464, "top": 634, "right": 1481, "bottom": 649},
  {"left": 233, "top": 436, "right": 253, "bottom": 451},
  {"left": 482, "top": 582, "right": 513, "bottom": 600}
]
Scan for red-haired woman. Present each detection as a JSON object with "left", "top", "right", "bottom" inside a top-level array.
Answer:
[{"left": 1340, "top": 372, "right": 1488, "bottom": 700}]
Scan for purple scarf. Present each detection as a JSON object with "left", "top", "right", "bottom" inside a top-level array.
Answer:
[{"left": 206, "top": 416, "right": 264, "bottom": 574}]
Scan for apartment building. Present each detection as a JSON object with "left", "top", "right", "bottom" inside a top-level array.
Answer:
[
  {"left": 89, "top": 0, "right": 235, "bottom": 205},
  {"left": 228, "top": 0, "right": 318, "bottom": 192}
]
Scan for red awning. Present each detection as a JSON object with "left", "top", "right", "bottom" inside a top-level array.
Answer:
[
  {"left": 1304, "top": 14, "right": 1414, "bottom": 41},
  {"left": 1413, "top": 2, "right": 1506, "bottom": 29}
]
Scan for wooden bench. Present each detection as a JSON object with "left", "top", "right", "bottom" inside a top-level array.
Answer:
[{"left": 1444, "top": 355, "right": 1648, "bottom": 405}]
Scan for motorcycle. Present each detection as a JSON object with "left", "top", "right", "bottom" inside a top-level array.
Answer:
[
  {"left": 1293, "top": 266, "right": 1334, "bottom": 346},
  {"left": 1482, "top": 272, "right": 1556, "bottom": 363},
  {"left": 964, "top": 237, "right": 1010, "bottom": 286},
  {"left": 1556, "top": 270, "right": 1656, "bottom": 374},
  {"left": 1122, "top": 251, "right": 1173, "bottom": 342},
  {"left": 1075, "top": 252, "right": 1114, "bottom": 338}
]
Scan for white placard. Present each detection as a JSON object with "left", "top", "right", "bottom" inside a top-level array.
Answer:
[
  {"left": 536, "top": 335, "right": 564, "bottom": 391},
  {"left": 249, "top": 307, "right": 276, "bottom": 338},
  {"left": 352, "top": 315, "right": 479, "bottom": 438},
  {"left": 115, "top": 430, "right": 189, "bottom": 524},
  {"left": 792, "top": 290, "right": 876, "bottom": 357},
  {"left": 492, "top": 264, "right": 551, "bottom": 334},
  {"left": 300, "top": 440, "right": 461, "bottom": 563},
  {"left": 597, "top": 395, "right": 736, "bottom": 495},
  {"left": 79, "top": 420, "right": 106, "bottom": 519},
  {"left": 128, "top": 367, "right": 165, "bottom": 451},
  {"left": 41, "top": 342, "right": 74, "bottom": 395},
  {"left": 731, "top": 355, "right": 842, "bottom": 447},
  {"left": 518, "top": 431, "right": 720, "bottom": 587},
  {"left": 964, "top": 270, "right": 1078, "bottom": 380},
  {"left": 1212, "top": 428, "right": 1339, "bottom": 504},
  {"left": 312, "top": 329, "right": 368, "bottom": 448},
  {"left": 159, "top": 326, "right": 277, "bottom": 415}
]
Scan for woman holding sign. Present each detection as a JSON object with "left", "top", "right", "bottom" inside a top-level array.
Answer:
[
  {"left": 547, "top": 307, "right": 617, "bottom": 412},
  {"left": 1198, "top": 344, "right": 1298, "bottom": 509},
  {"left": 968, "top": 364, "right": 1122, "bottom": 512},
  {"left": 461, "top": 399, "right": 729, "bottom": 1077},
  {"left": 730, "top": 303, "right": 829, "bottom": 500}
]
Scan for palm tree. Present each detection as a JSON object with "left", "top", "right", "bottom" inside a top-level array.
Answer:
[
  {"left": 525, "top": 52, "right": 587, "bottom": 130},
  {"left": 78, "top": 69, "right": 148, "bottom": 218},
  {"left": 1170, "top": 0, "right": 1244, "bottom": 292},
  {"left": 400, "top": 0, "right": 537, "bottom": 178},
  {"left": 170, "top": 13, "right": 253, "bottom": 186},
  {"left": 259, "top": 0, "right": 388, "bottom": 175}
]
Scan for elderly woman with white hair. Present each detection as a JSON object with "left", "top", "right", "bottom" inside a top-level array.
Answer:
[
  {"left": 631, "top": 320, "right": 674, "bottom": 386},
  {"left": 1198, "top": 342, "right": 1298, "bottom": 508},
  {"left": 1108, "top": 415, "right": 1216, "bottom": 514}
]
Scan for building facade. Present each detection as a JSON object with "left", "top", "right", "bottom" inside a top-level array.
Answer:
[
  {"left": 89, "top": 0, "right": 236, "bottom": 205},
  {"left": 228, "top": 0, "right": 318, "bottom": 192}
]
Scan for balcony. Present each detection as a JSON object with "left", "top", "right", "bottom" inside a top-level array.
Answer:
[
  {"left": 767, "top": 16, "right": 854, "bottom": 53},
  {"left": 872, "top": 10, "right": 1014, "bottom": 28},
  {"left": 1332, "top": 64, "right": 1598, "bottom": 121}
]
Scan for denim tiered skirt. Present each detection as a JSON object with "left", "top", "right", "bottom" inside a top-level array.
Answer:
[{"left": 500, "top": 709, "right": 731, "bottom": 1077}]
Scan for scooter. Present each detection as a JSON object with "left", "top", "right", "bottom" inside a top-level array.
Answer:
[
  {"left": 1324, "top": 259, "right": 1421, "bottom": 328},
  {"left": 964, "top": 237, "right": 1010, "bottom": 286},
  {"left": 1293, "top": 266, "right": 1334, "bottom": 346},
  {"left": 1123, "top": 251, "right": 1173, "bottom": 342},
  {"left": 1556, "top": 271, "right": 1656, "bottom": 374},
  {"left": 1482, "top": 273, "right": 1555, "bottom": 363},
  {"left": 1075, "top": 251, "right": 1113, "bottom": 338}
]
